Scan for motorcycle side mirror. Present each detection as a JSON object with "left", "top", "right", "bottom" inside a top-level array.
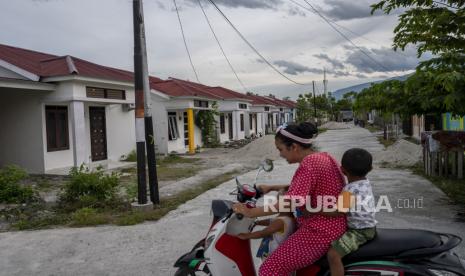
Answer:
[
  {"left": 235, "top": 177, "right": 242, "bottom": 189},
  {"left": 261, "top": 159, "right": 274, "bottom": 172}
]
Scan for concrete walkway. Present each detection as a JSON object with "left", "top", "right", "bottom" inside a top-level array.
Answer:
[{"left": 0, "top": 126, "right": 463, "bottom": 276}]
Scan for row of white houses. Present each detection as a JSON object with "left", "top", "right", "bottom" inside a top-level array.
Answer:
[{"left": 0, "top": 44, "right": 296, "bottom": 174}]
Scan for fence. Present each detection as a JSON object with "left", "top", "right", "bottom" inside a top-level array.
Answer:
[{"left": 422, "top": 131, "right": 465, "bottom": 179}]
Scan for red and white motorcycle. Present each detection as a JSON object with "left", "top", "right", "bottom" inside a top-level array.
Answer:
[{"left": 174, "top": 160, "right": 465, "bottom": 276}]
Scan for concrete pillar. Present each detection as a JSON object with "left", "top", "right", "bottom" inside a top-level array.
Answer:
[
  {"left": 187, "top": 108, "right": 195, "bottom": 154},
  {"left": 70, "top": 101, "right": 88, "bottom": 166},
  {"left": 232, "top": 111, "right": 239, "bottom": 140}
]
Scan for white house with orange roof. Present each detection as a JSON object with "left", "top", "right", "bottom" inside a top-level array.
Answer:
[
  {"left": 205, "top": 86, "right": 254, "bottom": 142},
  {"left": 0, "top": 44, "right": 139, "bottom": 174},
  {"left": 149, "top": 78, "right": 221, "bottom": 154}
]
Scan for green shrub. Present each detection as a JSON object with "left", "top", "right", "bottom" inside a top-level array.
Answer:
[
  {"left": 60, "top": 165, "right": 120, "bottom": 208},
  {"left": 0, "top": 165, "right": 34, "bottom": 203},
  {"left": 122, "top": 150, "right": 137, "bottom": 162}
]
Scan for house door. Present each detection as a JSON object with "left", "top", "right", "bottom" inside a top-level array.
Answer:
[
  {"left": 89, "top": 107, "right": 107, "bottom": 161},
  {"left": 254, "top": 114, "right": 258, "bottom": 134},
  {"left": 228, "top": 113, "right": 233, "bottom": 140},
  {"left": 183, "top": 112, "right": 189, "bottom": 147},
  {"left": 268, "top": 114, "right": 274, "bottom": 131}
]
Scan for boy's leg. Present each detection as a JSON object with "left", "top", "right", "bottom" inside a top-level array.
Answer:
[{"left": 327, "top": 247, "right": 344, "bottom": 276}]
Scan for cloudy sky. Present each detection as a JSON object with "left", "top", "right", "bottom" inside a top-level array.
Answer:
[{"left": 0, "top": 0, "right": 430, "bottom": 99}]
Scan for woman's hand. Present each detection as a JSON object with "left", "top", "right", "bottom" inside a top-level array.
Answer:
[
  {"left": 256, "top": 184, "right": 273, "bottom": 194},
  {"left": 232, "top": 203, "right": 254, "bottom": 218}
]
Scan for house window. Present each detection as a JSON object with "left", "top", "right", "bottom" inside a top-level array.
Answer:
[
  {"left": 240, "top": 114, "right": 244, "bottom": 131},
  {"left": 249, "top": 114, "right": 253, "bottom": 130},
  {"left": 168, "top": 112, "right": 179, "bottom": 140},
  {"left": 239, "top": 103, "right": 247, "bottom": 109},
  {"left": 86, "top": 87, "right": 125, "bottom": 100},
  {"left": 220, "top": 114, "right": 226, "bottom": 134},
  {"left": 280, "top": 108, "right": 283, "bottom": 112},
  {"left": 264, "top": 107, "right": 270, "bottom": 111},
  {"left": 45, "top": 106, "right": 69, "bottom": 152},
  {"left": 194, "top": 100, "right": 209, "bottom": 108}
]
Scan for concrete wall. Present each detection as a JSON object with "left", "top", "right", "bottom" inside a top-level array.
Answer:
[
  {"left": 217, "top": 100, "right": 249, "bottom": 112},
  {"left": 0, "top": 89, "right": 46, "bottom": 173},
  {"left": 105, "top": 104, "right": 135, "bottom": 162},
  {"left": 1, "top": 79, "right": 138, "bottom": 173}
]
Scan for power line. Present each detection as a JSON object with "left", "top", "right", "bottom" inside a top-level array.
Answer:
[
  {"left": 288, "top": 0, "right": 375, "bottom": 45},
  {"left": 295, "top": 0, "right": 397, "bottom": 74},
  {"left": 173, "top": 0, "right": 200, "bottom": 83},
  {"left": 197, "top": 0, "right": 248, "bottom": 92},
  {"left": 205, "top": 0, "right": 309, "bottom": 86},
  {"left": 288, "top": 0, "right": 412, "bottom": 59}
]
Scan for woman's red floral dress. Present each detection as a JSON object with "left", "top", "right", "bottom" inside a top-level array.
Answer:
[{"left": 259, "top": 152, "right": 347, "bottom": 276}]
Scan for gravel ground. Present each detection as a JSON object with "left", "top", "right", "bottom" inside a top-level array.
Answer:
[{"left": 373, "top": 139, "right": 423, "bottom": 167}]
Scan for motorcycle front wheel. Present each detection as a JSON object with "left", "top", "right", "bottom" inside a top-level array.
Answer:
[
  {"left": 174, "top": 266, "right": 196, "bottom": 276},
  {"left": 174, "top": 266, "right": 211, "bottom": 276}
]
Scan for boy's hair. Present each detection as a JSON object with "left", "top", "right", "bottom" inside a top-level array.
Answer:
[{"left": 341, "top": 148, "right": 372, "bottom": 177}]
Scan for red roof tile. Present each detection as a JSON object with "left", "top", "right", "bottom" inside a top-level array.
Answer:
[
  {"left": 207, "top": 86, "right": 251, "bottom": 101},
  {"left": 0, "top": 43, "right": 135, "bottom": 82},
  {"left": 244, "top": 93, "right": 276, "bottom": 106},
  {"left": 264, "top": 96, "right": 296, "bottom": 108},
  {"left": 150, "top": 79, "right": 222, "bottom": 100}
]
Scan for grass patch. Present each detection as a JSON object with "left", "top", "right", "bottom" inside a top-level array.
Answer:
[
  {"left": 377, "top": 137, "right": 396, "bottom": 148},
  {"left": 318, "top": 128, "right": 328, "bottom": 135},
  {"left": 70, "top": 208, "right": 109, "bottom": 226},
  {"left": 409, "top": 163, "right": 465, "bottom": 207},
  {"left": 9, "top": 170, "right": 239, "bottom": 230},
  {"left": 122, "top": 150, "right": 137, "bottom": 162},
  {"left": 403, "top": 136, "right": 421, "bottom": 145},
  {"left": 157, "top": 166, "right": 198, "bottom": 181},
  {"left": 366, "top": 125, "right": 382, "bottom": 133},
  {"left": 12, "top": 213, "right": 71, "bottom": 230},
  {"left": 158, "top": 155, "right": 201, "bottom": 165}
]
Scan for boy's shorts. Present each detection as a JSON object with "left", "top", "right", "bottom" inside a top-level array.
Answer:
[{"left": 331, "top": 228, "right": 376, "bottom": 257}]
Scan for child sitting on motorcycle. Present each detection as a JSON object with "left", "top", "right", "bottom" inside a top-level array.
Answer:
[
  {"left": 325, "top": 148, "right": 377, "bottom": 276},
  {"left": 237, "top": 191, "right": 296, "bottom": 260},
  {"left": 237, "top": 211, "right": 295, "bottom": 260}
]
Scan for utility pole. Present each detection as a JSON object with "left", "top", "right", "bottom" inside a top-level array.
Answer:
[
  {"left": 133, "top": 0, "right": 160, "bottom": 205},
  {"left": 312, "top": 80, "right": 317, "bottom": 120},
  {"left": 323, "top": 68, "right": 328, "bottom": 98}
]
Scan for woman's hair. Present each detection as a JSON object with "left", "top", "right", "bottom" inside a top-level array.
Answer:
[{"left": 275, "top": 122, "right": 318, "bottom": 149}]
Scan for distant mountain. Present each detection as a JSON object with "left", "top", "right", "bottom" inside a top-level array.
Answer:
[{"left": 332, "top": 74, "right": 411, "bottom": 100}]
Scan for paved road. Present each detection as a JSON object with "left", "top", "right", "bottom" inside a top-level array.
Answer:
[{"left": 0, "top": 126, "right": 463, "bottom": 276}]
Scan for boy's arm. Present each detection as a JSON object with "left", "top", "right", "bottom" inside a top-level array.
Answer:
[
  {"left": 255, "top": 219, "right": 271, "bottom": 226},
  {"left": 237, "top": 219, "right": 284, "bottom": 240},
  {"left": 320, "top": 190, "right": 353, "bottom": 217},
  {"left": 303, "top": 191, "right": 354, "bottom": 217}
]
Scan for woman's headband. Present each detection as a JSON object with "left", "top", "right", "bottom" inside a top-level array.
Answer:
[{"left": 276, "top": 124, "right": 313, "bottom": 144}]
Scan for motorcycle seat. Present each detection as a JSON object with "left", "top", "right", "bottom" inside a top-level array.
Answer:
[{"left": 346, "top": 228, "right": 443, "bottom": 260}]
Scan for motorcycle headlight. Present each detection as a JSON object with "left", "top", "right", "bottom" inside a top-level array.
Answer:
[
  {"left": 204, "top": 235, "right": 215, "bottom": 251},
  {"left": 429, "top": 269, "right": 460, "bottom": 276}
]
